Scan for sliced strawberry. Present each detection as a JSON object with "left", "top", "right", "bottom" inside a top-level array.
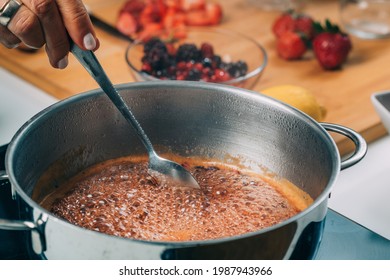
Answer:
[
  {"left": 140, "top": 1, "right": 166, "bottom": 26},
  {"left": 276, "top": 31, "right": 307, "bottom": 60},
  {"left": 171, "top": 25, "right": 188, "bottom": 39},
  {"left": 138, "top": 22, "right": 164, "bottom": 41},
  {"left": 119, "top": 0, "right": 146, "bottom": 15},
  {"left": 205, "top": 3, "right": 222, "bottom": 25},
  {"left": 185, "top": 3, "right": 222, "bottom": 26},
  {"left": 117, "top": 0, "right": 223, "bottom": 39},
  {"left": 116, "top": 12, "right": 139, "bottom": 36},
  {"left": 165, "top": 0, "right": 181, "bottom": 10},
  {"left": 180, "top": 0, "right": 206, "bottom": 11},
  {"left": 163, "top": 8, "right": 186, "bottom": 28},
  {"left": 185, "top": 10, "right": 210, "bottom": 26}
]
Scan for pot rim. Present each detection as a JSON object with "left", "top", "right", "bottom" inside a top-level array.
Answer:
[{"left": 5, "top": 80, "right": 341, "bottom": 246}]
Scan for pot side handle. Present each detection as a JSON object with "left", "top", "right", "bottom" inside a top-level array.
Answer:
[
  {"left": 0, "top": 171, "right": 47, "bottom": 255},
  {"left": 0, "top": 170, "right": 10, "bottom": 189},
  {"left": 0, "top": 170, "right": 37, "bottom": 231},
  {"left": 320, "top": 123, "right": 367, "bottom": 170}
]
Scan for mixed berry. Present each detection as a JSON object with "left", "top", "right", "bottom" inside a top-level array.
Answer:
[{"left": 139, "top": 38, "right": 249, "bottom": 82}]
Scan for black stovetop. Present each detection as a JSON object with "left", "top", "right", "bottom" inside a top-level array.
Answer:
[{"left": 1, "top": 144, "right": 389, "bottom": 260}]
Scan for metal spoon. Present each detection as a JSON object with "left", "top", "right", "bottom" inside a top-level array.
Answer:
[{"left": 70, "top": 42, "right": 200, "bottom": 189}]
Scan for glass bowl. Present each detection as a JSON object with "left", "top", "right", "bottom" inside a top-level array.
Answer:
[
  {"left": 340, "top": 0, "right": 390, "bottom": 39},
  {"left": 125, "top": 27, "right": 267, "bottom": 89}
]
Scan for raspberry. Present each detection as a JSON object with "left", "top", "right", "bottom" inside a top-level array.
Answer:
[
  {"left": 214, "top": 68, "right": 231, "bottom": 81},
  {"left": 200, "top": 42, "right": 214, "bottom": 58}
]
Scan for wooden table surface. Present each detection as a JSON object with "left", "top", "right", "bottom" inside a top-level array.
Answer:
[{"left": 1, "top": 0, "right": 389, "bottom": 155}]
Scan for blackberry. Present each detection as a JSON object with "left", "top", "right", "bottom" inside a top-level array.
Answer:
[
  {"left": 143, "top": 37, "right": 167, "bottom": 53},
  {"left": 224, "top": 60, "right": 249, "bottom": 78},
  {"left": 154, "top": 69, "right": 168, "bottom": 78},
  {"left": 142, "top": 47, "right": 170, "bottom": 71},
  {"left": 176, "top": 43, "right": 200, "bottom": 62},
  {"left": 202, "top": 57, "right": 212, "bottom": 68},
  {"left": 236, "top": 60, "right": 248, "bottom": 75},
  {"left": 211, "top": 55, "right": 222, "bottom": 68},
  {"left": 186, "top": 69, "right": 202, "bottom": 81}
]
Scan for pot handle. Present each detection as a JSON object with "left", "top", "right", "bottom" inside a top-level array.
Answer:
[
  {"left": 0, "top": 171, "right": 47, "bottom": 254},
  {"left": 320, "top": 123, "right": 367, "bottom": 170},
  {"left": 0, "top": 215, "right": 47, "bottom": 255},
  {"left": 0, "top": 170, "right": 9, "bottom": 188}
]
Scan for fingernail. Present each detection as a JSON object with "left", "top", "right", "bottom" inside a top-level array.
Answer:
[
  {"left": 83, "top": 33, "right": 96, "bottom": 50},
  {"left": 10, "top": 43, "right": 20, "bottom": 49},
  {"left": 57, "top": 55, "right": 68, "bottom": 69},
  {"left": 24, "top": 43, "right": 40, "bottom": 50}
]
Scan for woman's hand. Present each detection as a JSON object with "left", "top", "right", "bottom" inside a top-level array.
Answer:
[{"left": 0, "top": 0, "right": 99, "bottom": 69}]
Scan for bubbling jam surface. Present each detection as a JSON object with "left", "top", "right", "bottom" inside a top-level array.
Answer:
[{"left": 41, "top": 156, "right": 312, "bottom": 242}]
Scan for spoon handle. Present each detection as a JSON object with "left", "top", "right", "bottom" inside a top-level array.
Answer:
[{"left": 70, "top": 42, "right": 156, "bottom": 157}]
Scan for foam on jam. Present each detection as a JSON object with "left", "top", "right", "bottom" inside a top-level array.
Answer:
[{"left": 40, "top": 156, "right": 312, "bottom": 242}]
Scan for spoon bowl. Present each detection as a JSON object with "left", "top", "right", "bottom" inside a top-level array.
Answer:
[{"left": 70, "top": 42, "right": 200, "bottom": 189}]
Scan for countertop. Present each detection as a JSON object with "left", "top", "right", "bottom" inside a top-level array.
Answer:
[{"left": 0, "top": 67, "right": 389, "bottom": 244}]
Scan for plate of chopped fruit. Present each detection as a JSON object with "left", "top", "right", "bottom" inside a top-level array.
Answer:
[{"left": 116, "top": 0, "right": 224, "bottom": 40}]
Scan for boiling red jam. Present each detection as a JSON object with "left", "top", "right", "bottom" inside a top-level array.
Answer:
[{"left": 41, "top": 156, "right": 312, "bottom": 241}]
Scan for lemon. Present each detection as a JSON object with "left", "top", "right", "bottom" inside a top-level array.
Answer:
[{"left": 260, "top": 85, "right": 327, "bottom": 121}]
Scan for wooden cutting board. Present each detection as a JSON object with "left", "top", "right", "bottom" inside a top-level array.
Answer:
[{"left": 1, "top": 0, "right": 389, "bottom": 155}]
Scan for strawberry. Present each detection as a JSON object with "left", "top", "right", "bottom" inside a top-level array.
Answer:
[
  {"left": 139, "top": 1, "right": 166, "bottom": 26},
  {"left": 184, "top": 9, "right": 210, "bottom": 26},
  {"left": 276, "top": 31, "right": 307, "bottom": 60},
  {"left": 163, "top": 8, "right": 186, "bottom": 28},
  {"left": 117, "top": 0, "right": 223, "bottom": 39},
  {"left": 185, "top": 3, "right": 222, "bottom": 26},
  {"left": 312, "top": 20, "right": 352, "bottom": 70},
  {"left": 294, "top": 15, "right": 315, "bottom": 40},
  {"left": 120, "top": 0, "right": 146, "bottom": 15},
  {"left": 272, "top": 12, "right": 296, "bottom": 38},
  {"left": 137, "top": 22, "right": 163, "bottom": 41},
  {"left": 116, "top": 12, "right": 139, "bottom": 35},
  {"left": 180, "top": 0, "right": 206, "bottom": 11},
  {"left": 165, "top": 0, "right": 181, "bottom": 10},
  {"left": 272, "top": 10, "right": 314, "bottom": 39},
  {"left": 205, "top": 3, "right": 223, "bottom": 25}
]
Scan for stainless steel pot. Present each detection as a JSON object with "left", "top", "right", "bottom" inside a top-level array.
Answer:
[{"left": 0, "top": 81, "right": 366, "bottom": 259}]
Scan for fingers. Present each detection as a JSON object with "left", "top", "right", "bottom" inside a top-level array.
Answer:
[
  {"left": 0, "top": 27, "right": 21, "bottom": 48},
  {"left": 7, "top": 4, "right": 45, "bottom": 49},
  {"left": 56, "top": 0, "right": 99, "bottom": 51},
  {"left": 20, "top": 0, "right": 71, "bottom": 68},
  {"left": 0, "top": 0, "right": 22, "bottom": 48},
  {"left": 1, "top": 0, "right": 99, "bottom": 69}
]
